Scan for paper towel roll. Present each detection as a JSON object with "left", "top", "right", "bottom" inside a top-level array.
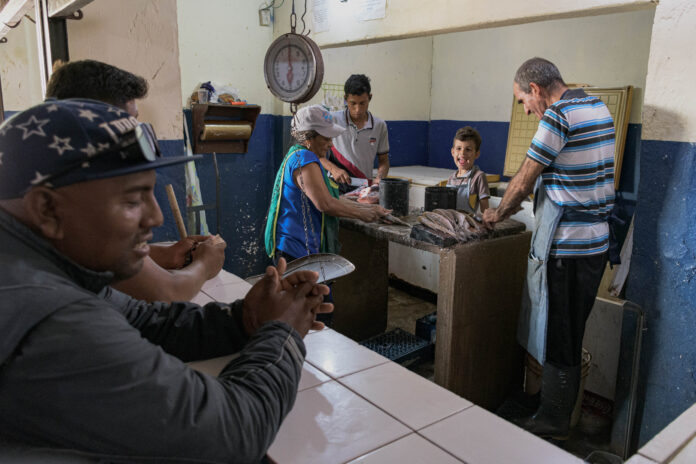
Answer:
[{"left": 201, "top": 122, "right": 252, "bottom": 140}]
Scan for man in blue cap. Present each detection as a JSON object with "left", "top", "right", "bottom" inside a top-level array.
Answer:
[{"left": 0, "top": 99, "right": 332, "bottom": 462}]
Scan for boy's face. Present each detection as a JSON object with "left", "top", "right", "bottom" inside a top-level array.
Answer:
[{"left": 451, "top": 139, "right": 480, "bottom": 172}]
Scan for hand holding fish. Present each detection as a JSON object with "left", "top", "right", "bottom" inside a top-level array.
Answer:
[
  {"left": 357, "top": 204, "right": 390, "bottom": 223},
  {"left": 482, "top": 207, "right": 501, "bottom": 230},
  {"left": 482, "top": 205, "right": 522, "bottom": 230}
]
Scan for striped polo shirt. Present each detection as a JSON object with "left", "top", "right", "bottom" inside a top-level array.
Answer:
[
  {"left": 330, "top": 109, "right": 389, "bottom": 179},
  {"left": 527, "top": 88, "right": 615, "bottom": 257}
]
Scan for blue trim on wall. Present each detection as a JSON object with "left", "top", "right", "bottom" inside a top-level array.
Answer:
[
  {"left": 627, "top": 138, "right": 696, "bottom": 446},
  {"left": 428, "top": 120, "right": 510, "bottom": 175},
  {"left": 173, "top": 111, "right": 278, "bottom": 277},
  {"left": 382, "top": 120, "right": 429, "bottom": 167}
]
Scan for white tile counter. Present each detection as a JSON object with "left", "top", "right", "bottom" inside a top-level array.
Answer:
[
  {"left": 420, "top": 406, "right": 583, "bottom": 464},
  {"left": 627, "top": 402, "right": 696, "bottom": 463},
  {"left": 188, "top": 270, "right": 582, "bottom": 464}
]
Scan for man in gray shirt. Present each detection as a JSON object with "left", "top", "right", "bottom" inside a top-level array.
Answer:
[
  {"left": 0, "top": 99, "right": 332, "bottom": 463},
  {"left": 321, "top": 74, "right": 390, "bottom": 190}
]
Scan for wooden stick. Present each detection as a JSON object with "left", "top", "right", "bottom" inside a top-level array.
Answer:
[{"left": 165, "top": 184, "right": 187, "bottom": 239}]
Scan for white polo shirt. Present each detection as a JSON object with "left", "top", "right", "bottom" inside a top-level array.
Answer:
[{"left": 330, "top": 109, "right": 389, "bottom": 179}]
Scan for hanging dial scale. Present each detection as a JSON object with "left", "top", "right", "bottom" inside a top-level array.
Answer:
[{"left": 263, "top": 1, "right": 324, "bottom": 106}]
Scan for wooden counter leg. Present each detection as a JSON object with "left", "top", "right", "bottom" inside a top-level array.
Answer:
[
  {"left": 434, "top": 231, "right": 531, "bottom": 411},
  {"left": 332, "top": 227, "right": 389, "bottom": 341}
]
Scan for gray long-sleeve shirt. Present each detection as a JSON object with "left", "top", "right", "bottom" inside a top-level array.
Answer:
[{"left": 0, "top": 208, "right": 305, "bottom": 463}]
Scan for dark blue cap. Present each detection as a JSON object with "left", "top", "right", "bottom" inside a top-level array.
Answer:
[{"left": 0, "top": 99, "right": 201, "bottom": 199}]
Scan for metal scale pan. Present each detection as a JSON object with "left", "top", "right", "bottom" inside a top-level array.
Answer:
[{"left": 246, "top": 253, "right": 355, "bottom": 286}]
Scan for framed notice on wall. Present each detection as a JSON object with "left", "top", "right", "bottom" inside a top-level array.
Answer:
[{"left": 503, "top": 86, "right": 633, "bottom": 190}]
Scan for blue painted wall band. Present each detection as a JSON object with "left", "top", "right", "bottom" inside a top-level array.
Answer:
[{"left": 627, "top": 138, "right": 696, "bottom": 446}]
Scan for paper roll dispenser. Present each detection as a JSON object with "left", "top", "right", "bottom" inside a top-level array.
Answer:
[
  {"left": 200, "top": 121, "right": 253, "bottom": 141},
  {"left": 191, "top": 103, "right": 261, "bottom": 154}
]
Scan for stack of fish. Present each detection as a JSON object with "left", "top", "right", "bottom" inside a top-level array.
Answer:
[{"left": 418, "top": 209, "right": 488, "bottom": 242}]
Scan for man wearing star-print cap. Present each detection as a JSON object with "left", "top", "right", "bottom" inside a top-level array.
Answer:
[{"left": 0, "top": 99, "right": 333, "bottom": 462}]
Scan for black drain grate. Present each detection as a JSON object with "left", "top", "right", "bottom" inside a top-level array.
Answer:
[{"left": 360, "top": 328, "right": 431, "bottom": 364}]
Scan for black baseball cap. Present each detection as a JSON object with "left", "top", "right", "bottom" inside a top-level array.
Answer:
[{"left": 0, "top": 98, "right": 201, "bottom": 199}]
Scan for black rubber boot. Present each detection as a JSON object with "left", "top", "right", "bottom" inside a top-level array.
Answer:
[
  {"left": 512, "top": 362, "right": 580, "bottom": 440},
  {"left": 496, "top": 390, "right": 540, "bottom": 423}
]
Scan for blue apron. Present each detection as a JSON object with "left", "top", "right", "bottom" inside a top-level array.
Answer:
[
  {"left": 518, "top": 179, "right": 610, "bottom": 364},
  {"left": 517, "top": 179, "right": 563, "bottom": 365}
]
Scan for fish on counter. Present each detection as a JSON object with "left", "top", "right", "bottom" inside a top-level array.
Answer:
[
  {"left": 418, "top": 208, "right": 488, "bottom": 242},
  {"left": 343, "top": 184, "right": 379, "bottom": 204},
  {"left": 380, "top": 213, "right": 410, "bottom": 226}
]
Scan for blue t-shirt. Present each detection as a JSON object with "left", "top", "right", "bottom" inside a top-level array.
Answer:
[{"left": 276, "top": 148, "right": 325, "bottom": 258}]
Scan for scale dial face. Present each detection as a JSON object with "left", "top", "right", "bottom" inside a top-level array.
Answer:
[{"left": 264, "top": 33, "right": 324, "bottom": 103}]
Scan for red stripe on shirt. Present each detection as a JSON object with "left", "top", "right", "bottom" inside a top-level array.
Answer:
[{"left": 330, "top": 147, "right": 366, "bottom": 178}]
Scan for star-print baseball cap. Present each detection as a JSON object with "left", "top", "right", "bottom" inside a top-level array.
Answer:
[{"left": 0, "top": 98, "right": 201, "bottom": 199}]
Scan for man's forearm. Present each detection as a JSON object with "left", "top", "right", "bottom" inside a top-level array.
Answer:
[
  {"left": 112, "top": 257, "right": 207, "bottom": 303},
  {"left": 102, "top": 286, "right": 251, "bottom": 359},
  {"left": 496, "top": 157, "right": 545, "bottom": 221},
  {"left": 148, "top": 244, "right": 178, "bottom": 269},
  {"left": 497, "top": 181, "right": 531, "bottom": 220},
  {"left": 20, "top": 300, "right": 302, "bottom": 463},
  {"left": 376, "top": 154, "right": 390, "bottom": 180}
]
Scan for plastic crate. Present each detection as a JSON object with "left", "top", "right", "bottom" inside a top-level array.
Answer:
[
  {"left": 360, "top": 328, "right": 431, "bottom": 364},
  {"left": 415, "top": 312, "right": 437, "bottom": 344}
]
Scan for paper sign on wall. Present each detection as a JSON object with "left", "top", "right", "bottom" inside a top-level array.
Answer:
[
  {"left": 313, "top": 0, "right": 329, "bottom": 32},
  {"left": 357, "top": 0, "right": 386, "bottom": 21}
]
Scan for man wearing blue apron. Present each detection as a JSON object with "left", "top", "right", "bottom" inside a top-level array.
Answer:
[{"left": 483, "top": 57, "right": 615, "bottom": 440}]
